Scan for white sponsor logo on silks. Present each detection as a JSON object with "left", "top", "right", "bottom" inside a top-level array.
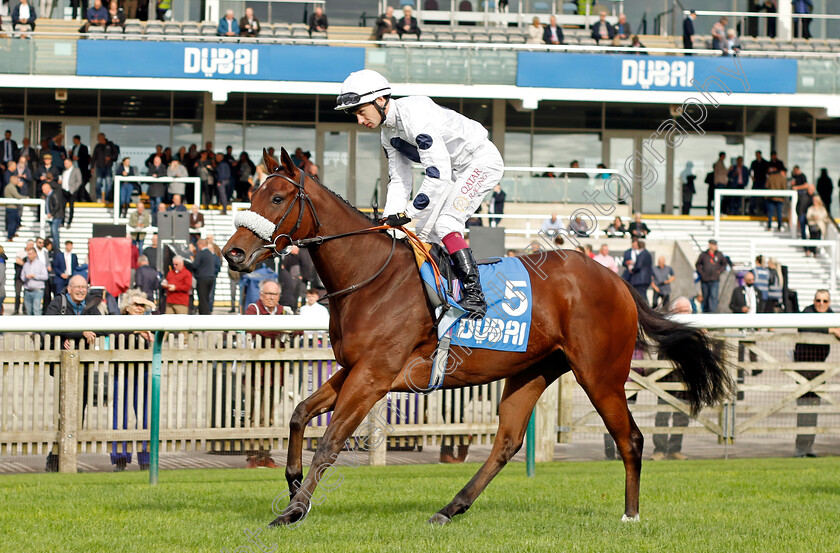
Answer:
[
  {"left": 620, "top": 59, "right": 695, "bottom": 90},
  {"left": 456, "top": 318, "right": 528, "bottom": 346},
  {"left": 184, "top": 47, "right": 259, "bottom": 77}
]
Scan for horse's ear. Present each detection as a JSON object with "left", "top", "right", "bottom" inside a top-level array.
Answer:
[
  {"left": 263, "top": 148, "right": 280, "bottom": 174},
  {"left": 279, "top": 147, "right": 297, "bottom": 177}
]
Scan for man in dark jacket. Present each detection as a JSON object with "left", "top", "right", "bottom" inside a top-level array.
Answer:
[
  {"left": 591, "top": 11, "right": 615, "bottom": 43},
  {"left": 186, "top": 238, "right": 221, "bottom": 314},
  {"left": 146, "top": 155, "right": 167, "bottom": 224},
  {"left": 43, "top": 183, "right": 66, "bottom": 249},
  {"left": 729, "top": 270, "right": 760, "bottom": 314},
  {"left": 397, "top": 5, "right": 420, "bottom": 38},
  {"left": 683, "top": 10, "right": 696, "bottom": 51},
  {"left": 43, "top": 274, "right": 101, "bottom": 472},
  {"left": 793, "top": 289, "right": 840, "bottom": 457},
  {"left": 695, "top": 239, "right": 727, "bottom": 313},
  {"left": 542, "top": 14, "right": 564, "bottom": 44},
  {"left": 622, "top": 239, "right": 652, "bottom": 304},
  {"left": 135, "top": 254, "right": 160, "bottom": 303},
  {"left": 91, "top": 133, "right": 117, "bottom": 203},
  {"left": 309, "top": 5, "right": 328, "bottom": 33}
]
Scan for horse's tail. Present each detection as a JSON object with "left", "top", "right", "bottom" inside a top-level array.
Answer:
[{"left": 622, "top": 281, "right": 735, "bottom": 416}]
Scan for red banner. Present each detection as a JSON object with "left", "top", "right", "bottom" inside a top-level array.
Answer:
[{"left": 88, "top": 237, "right": 132, "bottom": 298}]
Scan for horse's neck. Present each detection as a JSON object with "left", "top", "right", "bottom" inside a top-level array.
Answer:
[{"left": 305, "top": 186, "right": 395, "bottom": 297}]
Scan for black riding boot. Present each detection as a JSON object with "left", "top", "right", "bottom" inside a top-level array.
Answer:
[{"left": 450, "top": 248, "right": 486, "bottom": 318}]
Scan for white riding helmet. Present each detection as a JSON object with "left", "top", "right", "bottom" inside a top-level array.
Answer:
[{"left": 335, "top": 69, "right": 392, "bottom": 111}]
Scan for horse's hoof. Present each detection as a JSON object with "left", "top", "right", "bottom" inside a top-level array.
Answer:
[
  {"left": 428, "top": 513, "right": 452, "bottom": 525},
  {"left": 621, "top": 514, "right": 640, "bottom": 523}
]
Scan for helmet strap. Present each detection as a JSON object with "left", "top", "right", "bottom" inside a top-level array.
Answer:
[{"left": 372, "top": 96, "right": 390, "bottom": 128}]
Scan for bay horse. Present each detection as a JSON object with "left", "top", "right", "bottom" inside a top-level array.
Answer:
[{"left": 223, "top": 148, "right": 733, "bottom": 526}]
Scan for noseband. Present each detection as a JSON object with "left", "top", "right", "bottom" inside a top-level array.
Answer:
[{"left": 234, "top": 169, "right": 322, "bottom": 255}]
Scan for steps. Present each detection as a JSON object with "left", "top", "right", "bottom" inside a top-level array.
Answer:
[{"left": 642, "top": 218, "right": 835, "bottom": 307}]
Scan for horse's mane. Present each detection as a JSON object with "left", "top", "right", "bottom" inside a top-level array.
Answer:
[
  {"left": 286, "top": 169, "right": 374, "bottom": 223},
  {"left": 312, "top": 174, "right": 375, "bottom": 223}
]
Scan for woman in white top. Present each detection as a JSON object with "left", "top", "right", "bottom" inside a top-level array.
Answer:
[
  {"left": 526, "top": 16, "right": 542, "bottom": 44},
  {"left": 806, "top": 195, "right": 830, "bottom": 257}
]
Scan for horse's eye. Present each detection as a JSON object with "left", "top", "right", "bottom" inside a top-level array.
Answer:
[{"left": 272, "top": 195, "right": 283, "bottom": 204}]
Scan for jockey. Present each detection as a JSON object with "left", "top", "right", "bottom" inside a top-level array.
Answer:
[{"left": 335, "top": 69, "right": 503, "bottom": 318}]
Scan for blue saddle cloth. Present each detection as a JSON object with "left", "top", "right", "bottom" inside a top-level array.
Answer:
[{"left": 420, "top": 256, "right": 533, "bottom": 353}]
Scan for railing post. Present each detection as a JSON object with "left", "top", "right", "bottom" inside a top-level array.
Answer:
[
  {"left": 367, "top": 397, "right": 388, "bottom": 466},
  {"left": 535, "top": 379, "right": 558, "bottom": 462},
  {"left": 557, "top": 372, "right": 575, "bottom": 444},
  {"left": 58, "top": 350, "right": 79, "bottom": 474},
  {"left": 150, "top": 330, "right": 164, "bottom": 485},
  {"left": 525, "top": 409, "right": 535, "bottom": 477}
]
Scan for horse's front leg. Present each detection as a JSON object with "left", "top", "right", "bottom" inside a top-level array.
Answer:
[
  {"left": 271, "top": 368, "right": 390, "bottom": 527},
  {"left": 285, "top": 367, "right": 348, "bottom": 497}
]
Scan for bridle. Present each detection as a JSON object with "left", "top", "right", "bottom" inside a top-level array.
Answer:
[{"left": 233, "top": 168, "right": 397, "bottom": 301}]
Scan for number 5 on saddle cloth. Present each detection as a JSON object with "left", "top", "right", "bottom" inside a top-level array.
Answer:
[{"left": 415, "top": 246, "right": 533, "bottom": 391}]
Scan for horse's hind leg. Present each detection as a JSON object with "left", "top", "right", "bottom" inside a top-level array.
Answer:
[
  {"left": 430, "top": 365, "right": 557, "bottom": 525},
  {"left": 577, "top": 374, "right": 643, "bottom": 521},
  {"left": 285, "top": 367, "right": 348, "bottom": 497}
]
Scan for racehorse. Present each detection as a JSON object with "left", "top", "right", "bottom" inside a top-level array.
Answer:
[{"left": 223, "top": 148, "right": 733, "bottom": 526}]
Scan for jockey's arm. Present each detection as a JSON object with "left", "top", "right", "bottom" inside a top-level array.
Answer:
[
  {"left": 403, "top": 128, "right": 452, "bottom": 220},
  {"left": 382, "top": 142, "right": 413, "bottom": 216}
]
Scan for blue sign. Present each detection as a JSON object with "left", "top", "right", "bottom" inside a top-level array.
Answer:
[
  {"left": 76, "top": 40, "right": 365, "bottom": 81},
  {"left": 517, "top": 53, "right": 797, "bottom": 94},
  {"left": 420, "top": 257, "right": 533, "bottom": 353}
]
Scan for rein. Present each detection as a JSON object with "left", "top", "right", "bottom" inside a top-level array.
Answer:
[{"left": 235, "top": 169, "right": 400, "bottom": 302}]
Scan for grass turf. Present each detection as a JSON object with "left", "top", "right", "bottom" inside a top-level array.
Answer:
[{"left": 1, "top": 457, "right": 839, "bottom": 553}]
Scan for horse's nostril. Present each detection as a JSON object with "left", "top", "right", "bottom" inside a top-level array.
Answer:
[{"left": 227, "top": 248, "right": 245, "bottom": 263}]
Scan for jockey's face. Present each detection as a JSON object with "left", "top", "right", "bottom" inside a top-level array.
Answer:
[{"left": 352, "top": 99, "right": 386, "bottom": 129}]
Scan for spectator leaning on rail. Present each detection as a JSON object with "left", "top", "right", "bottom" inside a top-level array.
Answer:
[
  {"left": 239, "top": 6, "right": 260, "bottom": 37},
  {"left": 793, "top": 289, "right": 839, "bottom": 457},
  {"left": 117, "top": 157, "right": 136, "bottom": 218},
  {"left": 309, "top": 5, "right": 328, "bottom": 34},
  {"left": 111, "top": 289, "right": 157, "bottom": 472},
  {"left": 649, "top": 296, "right": 692, "bottom": 461},
  {"left": 161, "top": 255, "right": 192, "bottom": 314},
  {"left": 218, "top": 9, "right": 239, "bottom": 36},
  {"left": 243, "top": 279, "right": 292, "bottom": 468},
  {"left": 695, "top": 239, "right": 727, "bottom": 313},
  {"left": 590, "top": 11, "right": 615, "bottom": 44},
  {"left": 543, "top": 15, "right": 563, "bottom": 45}
]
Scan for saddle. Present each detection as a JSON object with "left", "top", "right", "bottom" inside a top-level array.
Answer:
[{"left": 406, "top": 238, "right": 503, "bottom": 392}]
